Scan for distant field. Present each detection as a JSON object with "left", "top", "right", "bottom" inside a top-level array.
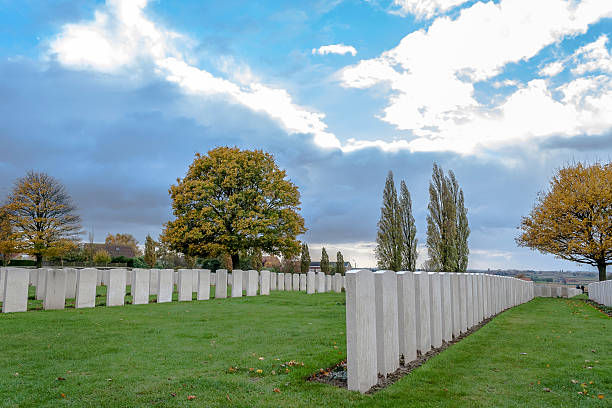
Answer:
[{"left": 0, "top": 292, "right": 610, "bottom": 407}]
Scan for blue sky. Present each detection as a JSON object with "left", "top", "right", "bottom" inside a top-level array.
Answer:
[{"left": 0, "top": 0, "right": 611, "bottom": 270}]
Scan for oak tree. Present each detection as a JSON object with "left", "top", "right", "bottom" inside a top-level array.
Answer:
[
  {"left": 4, "top": 171, "right": 82, "bottom": 268},
  {"left": 163, "top": 147, "right": 306, "bottom": 268},
  {"left": 517, "top": 162, "right": 611, "bottom": 281}
]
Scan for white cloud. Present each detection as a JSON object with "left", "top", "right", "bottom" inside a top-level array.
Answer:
[
  {"left": 573, "top": 35, "right": 612, "bottom": 75},
  {"left": 49, "top": 0, "right": 341, "bottom": 149},
  {"left": 341, "top": 0, "right": 612, "bottom": 154},
  {"left": 539, "top": 61, "right": 565, "bottom": 77},
  {"left": 312, "top": 44, "right": 357, "bottom": 56},
  {"left": 391, "top": 0, "right": 471, "bottom": 19}
]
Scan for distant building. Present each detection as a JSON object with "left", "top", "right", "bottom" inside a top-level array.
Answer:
[
  {"left": 309, "top": 261, "right": 352, "bottom": 273},
  {"left": 88, "top": 243, "right": 137, "bottom": 258}
]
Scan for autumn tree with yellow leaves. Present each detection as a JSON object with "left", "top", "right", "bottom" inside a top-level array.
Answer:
[
  {"left": 163, "top": 147, "right": 306, "bottom": 269},
  {"left": 4, "top": 171, "right": 82, "bottom": 268},
  {"left": 517, "top": 162, "right": 611, "bottom": 281}
]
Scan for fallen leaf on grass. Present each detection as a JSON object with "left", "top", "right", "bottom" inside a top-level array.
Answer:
[
  {"left": 170, "top": 393, "right": 176, "bottom": 397},
  {"left": 56, "top": 377, "right": 66, "bottom": 381},
  {"left": 256, "top": 369, "right": 263, "bottom": 374},
  {"left": 571, "top": 380, "right": 578, "bottom": 384},
  {"left": 273, "top": 388, "right": 281, "bottom": 393},
  {"left": 258, "top": 357, "right": 264, "bottom": 360},
  {"left": 543, "top": 388, "right": 552, "bottom": 392},
  {"left": 60, "top": 393, "right": 66, "bottom": 398},
  {"left": 187, "top": 395, "right": 196, "bottom": 400},
  {"left": 226, "top": 393, "right": 231, "bottom": 401},
  {"left": 591, "top": 350, "right": 596, "bottom": 353},
  {"left": 598, "top": 394, "right": 604, "bottom": 399}
]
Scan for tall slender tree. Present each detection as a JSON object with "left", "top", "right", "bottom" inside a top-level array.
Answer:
[
  {"left": 320, "top": 247, "right": 330, "bottom": 274},
  {"left": 144, "top": 234, "right": 156, "bottom": 268},
  {"left": 426, "top": 164, "right": 469, "bottom": 272},
  {"left": 300, "top": 242, "right": 311, "bottom": 273},
  {"left": 336, "top": 251, "right": 346, "bottom": 275},
  {"left": 375, "top": 171, "right": 402, "bottom": 270},
  {"left": 399, "top": 181, "right": 418, "bottom": 271}
]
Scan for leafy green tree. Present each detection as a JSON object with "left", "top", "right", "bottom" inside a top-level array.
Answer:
[
  {"left": 336, "top": 251, "right": 346, "bottom": 275},
  {"left": 517, "top": 162, "right": 611, "bottom": 281},
  {"left": 163, "top": 147, "right": 306, "bottom": 269},
  {"left": 144, "top": 235, "right": 156, "bottom": 268},
  {"left": 300, "top": 242, "right": 311, "bottom": 273},
  {"left": 375, "top": 171, "right": 402, "bottom": 270},
  {"left": 4, "top": 171, "right": 82, "bottom": 268},
  {"left": 320, "top": 247, "right": 330, "bottom": 274},
  {"left": 399, "top": 181, "right": 418, "bottom": 271},
  {"left": 426, "top": 164, "right": 469, "bottom": 272},
  {"left": 93, "top": 249, "right": 111, "bottom": 264}
]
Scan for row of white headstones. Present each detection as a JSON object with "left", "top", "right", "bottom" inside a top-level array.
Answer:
[
  {"left": 345, "top": 270, "right": 535, "bottom": 393},
  {"left": 588, "top": 280, "right": 612, "bottom": 306},
  {"left": 0, "top": 268, "right": 345, "bottom": 313},
  {"left": 534, "top": 285, "right": 582, "bottom": 298}
]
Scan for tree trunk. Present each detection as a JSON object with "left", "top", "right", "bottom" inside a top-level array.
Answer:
[
  {"left": 231, "top": 253, "right": 239, "bottom": 271},
  {"left": 597, "top": 259, "right": 607, "bottom": 281},
  {"left": 36, "top": 254, "right": 42, "bottom": 268}
]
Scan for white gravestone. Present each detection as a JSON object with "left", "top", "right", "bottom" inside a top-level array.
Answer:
[
  {"left": 414, "top": 272, "right": 431, "bottom": 354},
  {"left": 306, "top": 271, "right": 315, "bottom": 294},
  {"left": 149, "top": 269, "right": 159, "bottom": 295},
  {"left": 231, "top": 269, "right": 243, "bottom": 298},
  {"left": 270, "top": 272, "right": 277, "bottom": 290},
  {"left": 374, "top": 270, "right": 400, "bottom": 376},
  {"left": 292, "top": 273, "right": 300, "bottom": 291},
  {"left": 246, "top": 270, "right": 258, "bottom": 296},
  {"left": 65, "top": 268, "right": 78, "bottom": 299},
  {"left": 299, "top": 273, "right": 307, "bottom": 291},
  {"left": 326, "top": 275, "right": 332, "bottom": 293},
  {"left": 317, "top": 272, "right": 325, "bottom": 293},
  {"left": 106, "top": 269, "right": 127, "bottom": 307},
  {"left": 75, "top": 268, "right": 98, "bottom": 308},
  {"left": 346, "top": 270, "right": 378, "bottom": 393},
  {"left": 428, "top": 272, "right": 443, "bottom": 349},
  {"left": 197, "top": 269, "right": 211, "bottom": 300},
  {"left": 397, "top": 271, "right": 417, "bottom": 362},
  {"left": 215, "top": 269, "right": 228, "bottom": 298},
  {"left": 333, "top": 274, "right": 343, "bottom": 293},
  {"left": 277, "top": 273, "right": 285, "bottom": 291},
  {"left": 177, "top": 269, "right": 193, "bottom": 301},
  {"left": 132, "top": 269, "right": 150, "bottom": 305},
  {"left": 450, "top": 273, "right": 461, "bottom": 338},
  {"left": 440, "top": 273, "right": 453, "bottom": 342},
  {"left": 44, "top": 269, "right": 67, "bottom": 310},
  {"left": 157, "top": 269, "right": 174, "bottom": 303},
  {"left": 36, "top": 268, "right": 48, "bottom": 301},
  {"left": 259, "top": 270, "right": 270, "bottom": 295},
  {"left": 284, "top": 273, "right": 292, "bottom": 291},
  {"left": 2, "top": 268, "right": 29, "bottom": 313}
]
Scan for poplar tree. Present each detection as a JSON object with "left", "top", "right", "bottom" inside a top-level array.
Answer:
[
  {"left": 300, "top": 242, "right": 311, "bottom": 273},
  {"left": 144, "top": 234, "right": 156, "bottom": 268},
  {"left": 320, "top": 247, "right": 330, "bottom": 274},
  {"left": 375, "top": 171, "right": 402, "bottom": 271},
  {"left": 399, "top": 181, "right": 418, "bottom": 271},
  {"left": 336, "top": 251, "right": 346, "bottom": 275},
  {"left": 426, "top": 163, "right": 469, "bottom": 272}
]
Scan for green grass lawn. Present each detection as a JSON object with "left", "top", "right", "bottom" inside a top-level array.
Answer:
[{"left": 0, "top": 292, "right": 610, "bottom": 407}]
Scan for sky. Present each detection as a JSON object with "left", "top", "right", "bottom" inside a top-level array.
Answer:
[{"left": 0, "top": 0, "right": 610, "bottom": 270}]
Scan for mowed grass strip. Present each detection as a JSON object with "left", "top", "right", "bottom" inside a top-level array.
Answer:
[{"left": 0, "top": 292, "right": 610, "bottom": 407}]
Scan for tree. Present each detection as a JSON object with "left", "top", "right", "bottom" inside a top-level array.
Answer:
[
  {"left": 163, "top": 147, "right": 306, "bottom": 269},
  {"left": 144, "top": 235, "right": 156, "bottom": 268},
  {"left": 4, "top": 171, "right": 82, "bottom": 268},
  {"left": 426, "top": 164, "right": 469, "bottom": 272},
  {"left": 300, "top": 242, "right": 311, "bottom": 273},
  {"left": 517, "top": 162, "right": 611, "bottom": 281},
  {"left": 375, "top": 171, "right": 402, "bottom": 271},
  {"left": 93, "top": 249, "right": 111, "bottom": 264},
  {"left": 320, "top": 247, "right": 330, "bottom": 274},
  {"left": 105, "top": 233, "right": 141, "bottom": 256},
  {"left": 399, "top": 181, "right": 418, "bottom": 271},
  {"left": 281, "top": 257, "right": 300, "bottom": 274},
  {"left": 336, "top": 251, "right": 346, "bottom": 275},
  {"left": 250, "top": 248, "right": 263, "bottom": 271},
  {"left": 0, "top": 206, "right": 19, "bottom": 266}
]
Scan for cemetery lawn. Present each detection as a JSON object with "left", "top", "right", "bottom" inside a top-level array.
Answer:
[{"left": 0, "top": 293, "right": 610, "bottom": 407}]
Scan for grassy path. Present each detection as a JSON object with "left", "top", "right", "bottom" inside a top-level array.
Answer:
[{"left": 0, "top": 292, "right": 610, "bottom": 407}]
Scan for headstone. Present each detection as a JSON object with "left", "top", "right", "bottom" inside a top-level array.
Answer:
[
  {"left": 284, "top": 273, "right": 292, "bottom": 291},
  {"left": 326, "top": 275, "right": 332, "bottom": 293},
  {"left": 246, "top": 270, "right": 258, "bottom": 296},
  {"left": 299, "top": 273, "right": 307, "bottom": 291},
  {"left": 317, "top": 272, "right": 325, "bottom": 293},
  {"left": 2, "top": 268, "right": 29, "bottom": 313},
  {"left": 306, "top": 271, "right": 315, "bottom": 294},
  {"left": 157, "top": 269, "right": 173, "bottom": 303},
  {"left": 270, "top": 272, "right": 277, "bottom": 290},
  {"left": 428, "top": 272, "right": 443, "bottom": 349},
  {"left": 0, "top": 268, "right": 5, "bottom": 304},
  {"left": 44, "top": 269, "right": 67, "bottom": 310},
  {"left": 36, "top": 268, "right": 48, "bottom": 301},
  {"left": 465, "top": 273, "right": 474, "bottom": 329},
  {"left": 396, "top": 271, "right": 417, "bottom": 362},
  {"left": 106, "top": 269, "right": 127, "bottom": 307},
  {"left": 196, "top": 269, "right": 211, "bottom": 300},
  {"left": 75, "top": 268, "right": 97, "bottom": 308},
  {"left": 149, "top": 269, "right": 159, "bottom": 295},
  {"left": 64, "top": 268, "right": 78, "bottom": 299},
  {"left": 132, "top": 269, "right": 150, "bottom": 305},
  {"left": 477, "top": 274, "right": 484, "bottom": 323},
  {"left": 215, "top": 269, "right": 228, "bottom": 298},
  {"left": 346, "top": 270, "right": 377, "bottom": 393},
  {"left": 450, "top": 273, "right": 461, "bottom": 338},
  {"left": 277, "top": 273, "right": 285, "bottom": 290},
  {"left": 440, "top": 273, "right": 452, "bottom": 342},
  {"left": 333, "top": 274, "right": 342, "bottom": 293},
  {"left": 292, "top": 273, "right": 300, "bottom": 291},
  {"left": 374, "top": 270, "right": 400, "bottom": 376},
  {"left": 177, "top": 269, "right": 193, "bottom": 301},
  {"left": 459, "top": 273, "right": 468, "bottom": 333},
  {"left": 414, "top": 272, "right": 431, "bottom": 354},
  {"left": 231, "top": 269, "right": 243, "bottom": 297},
  {"left": 29, "top": 269, "right": 38, "bottom": 286},
  {"left": 259, "top": 270, "right": 270, "bottom": 295},
  {"left": 242, "top": 271, "right": 248, "bottom": 292},
  {"left": 96, "top": 270, "right": 102, "bottom": 286}
]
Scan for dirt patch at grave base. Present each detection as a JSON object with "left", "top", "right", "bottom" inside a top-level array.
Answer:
[
  {"left": 309, "top": 313, "right": 500, "bottom": 394},
  {"left": 583, "top": 298, "right": 612, "bottom": 317}
]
